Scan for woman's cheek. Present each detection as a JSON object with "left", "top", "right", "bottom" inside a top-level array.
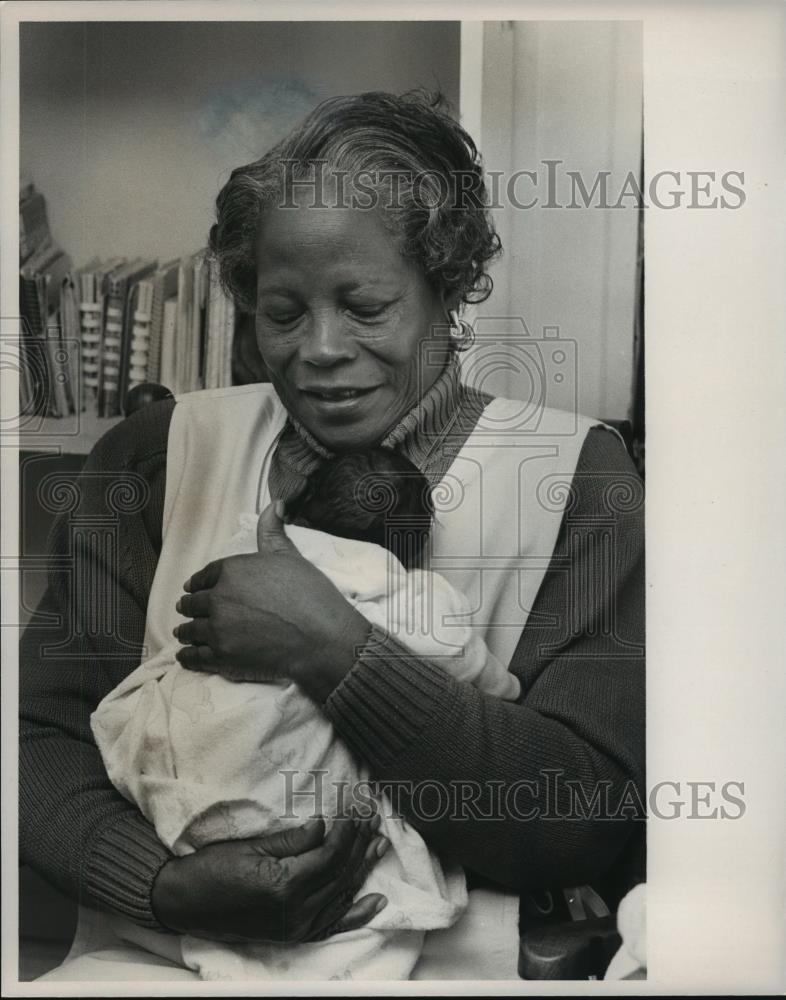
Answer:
[{"left": 256, "top": 331, "right": 298, "bottom": 374}]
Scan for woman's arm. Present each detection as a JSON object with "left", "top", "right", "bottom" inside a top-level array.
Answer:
[
  {"left": 175, "top": 426, "right": 644, "bottom": 891},
  {"left": 20, "top": 399, "right": 388, "bottom": 938},
  {"left": 20, "top": 400, "right": 175, "bottom": 926},
  {"left": 323, "top": 426, "right": 645, "bottom": 890}
]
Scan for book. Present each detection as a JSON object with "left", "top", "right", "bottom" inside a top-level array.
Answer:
[
  {"left": 182, "top": 255, "right": 198, "bottom": 393},
  {"left": 78, "top": 270, "right": 104, "bottom": 413},
  {"left": 160, "top": 297, "right": 178, "bottom": 392},
  {"left": 224, "top": 297, "right": 236, "bottom": 387},
  {"left": 119, "top": 278, "right": 155, "bottom": 413},
  {"left": 79, "top": 258, "right": 125, "bottom": 413},
  {"left": 204, "top": 257, "right": 222, "bottom": 390},
  {"left": 189, "top": 252, "right": 208, "bottom": 393},
  {"left": 173, "top": 257, "right": 193, "bottom": 396},
  {"left": 59, "top": 271, "right": 82, "bottom": 414},
  {"left": 43, "top": 319, "right": 71, "bottom": 419},
  {"left": 203, "top": 258, "right": 237, "bottom": 390},
  {"left": 98, "top": 258, "right": 157, "bottom": 416},
  {"left": 147, "top": 259, "right": 179, "bottom": 388},
  {"left": 19, "top": 272, "right": 47, "bottom": 416},
  {"left": 20, "top": 240, "right": 62, "bottom": 291},
  {"left": 19, "top": 244, "right": 73, "bottom": 416},
  {"left": 18, "top": 231, "right": 237, "bottom": 422}
]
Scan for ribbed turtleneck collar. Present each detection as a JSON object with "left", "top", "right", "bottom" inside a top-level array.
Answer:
[{"left": 267, "top": 353, "right": 468, "bottom": 503}]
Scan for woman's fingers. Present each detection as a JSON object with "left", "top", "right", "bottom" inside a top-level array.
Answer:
[
  {"left": 293, "top": 816, "right": 361, "bottom": 892},
  {"left": 256, "top": 501, "right": 297, "bottom": 555},
  {"left": 261, "top": 817, "right": 327, "bottom": 859},
  {"left": 326, "top": 893, "right": 388, "bottom": 935},
  {"left": 302, "top": 820, "right": 387, "bottom": 914},
  {"left": 307, "top": 892, "right": 388, "bottom": 942},
  {"left": 294, "top": 813, "right": 375, "bottom": 896},
  {"left": 174, "top": 617, "right": 211, "bottom": 646},
  {"left": 330, "top": 893, "right": 388, "bottom": 934},
  {"left": 363, "top": 831, "right": 390, "bottom": 867},
  {"left": 183, "top": 559, "right": 223, "bottom": 594},
  {"left": 176, "top": 591, "right": 211, "bottom": 619},
  {"left": 304, "top": 816, "right": 389, "bottom": 941},
  {"left": 175, "top": 644, "right": 217, "bottom": 671}
]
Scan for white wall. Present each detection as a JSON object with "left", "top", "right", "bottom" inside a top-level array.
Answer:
[
  {"left": 467, "top": 20, "right": 642, "bottom": 421},
  {"left": 20, "top": 21, "right": 460, "bottom": 266}
]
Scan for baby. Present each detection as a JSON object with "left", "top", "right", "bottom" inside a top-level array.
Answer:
[
  {"left": 283, "top": 449, "right": 520, "bottom": 698},
  {"left": 91, "top": 448, "right": 520, "bottom": 981}
]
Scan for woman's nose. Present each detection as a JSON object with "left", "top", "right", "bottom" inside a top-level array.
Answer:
[{"left": 299, "top": 312, "right": 357, "bottom": 366}]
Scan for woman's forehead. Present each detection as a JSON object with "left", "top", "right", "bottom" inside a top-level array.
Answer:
[
  {"left": 258, "top": 197, "right": 391, "bottom": 247},
  {"left": 256, "top": 269, "right": 402, "bottom": 296},
  {"left": 256, "top": 202, "right": 408, "bottom": 284}
]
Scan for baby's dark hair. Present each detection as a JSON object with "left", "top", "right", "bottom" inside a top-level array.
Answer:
[{"left": 285, "top": 449, "right": 434, "bottom": 569}]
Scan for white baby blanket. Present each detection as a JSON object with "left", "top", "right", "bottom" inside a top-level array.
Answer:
[{"left": 92, "top": 515, "right": 527, "bottom": 980}]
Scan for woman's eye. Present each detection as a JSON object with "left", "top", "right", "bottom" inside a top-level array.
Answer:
[
  {"left": 348, "top": 303, "right": 388, "bottom": 320},
  {"left": 266, "top": 311, "right": 303, "bottom": 326}
]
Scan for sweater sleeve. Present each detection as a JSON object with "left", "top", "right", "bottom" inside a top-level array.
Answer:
[
  {"left": 19, "top": 398, "right": 176, "bottom": 928},
  {"left": 325, "top": 425, "right": 645, "bottom": 891}
]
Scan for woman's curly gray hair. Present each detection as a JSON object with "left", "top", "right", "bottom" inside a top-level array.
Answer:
[{"left": 209, "top": 90, "right": 502, "bottom": 314}]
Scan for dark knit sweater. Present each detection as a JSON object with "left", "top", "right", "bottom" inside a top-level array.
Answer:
[{"left": 19, "top": 397, "right": 645, "bottom": 930}]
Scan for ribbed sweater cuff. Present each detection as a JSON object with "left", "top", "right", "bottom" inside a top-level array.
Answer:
[
  {"left": 324, "top": 624, "right": 455, "bottom": 770},
  {"left": 84, "top": 810, "right": 173, "bottom": 930}
]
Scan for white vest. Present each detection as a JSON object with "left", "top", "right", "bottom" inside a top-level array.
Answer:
[
  {"left": 73, "top": 384, "right": 606, "bottom": 977},
  {"left": 145, "top": 383, "right": 603, "bottom": 669}
]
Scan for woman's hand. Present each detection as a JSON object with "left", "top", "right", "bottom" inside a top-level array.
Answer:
[
  {"left": 174, "top": 503, "right": 371, "bottom": 701},
  {"left": 152, "top": 814, "right": 389, "bottom": 944}
]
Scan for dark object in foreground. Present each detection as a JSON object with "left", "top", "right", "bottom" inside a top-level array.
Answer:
[
  {"left": 519, "top": 911, "right": 622, "bottom": 980},
  {"left": 124, "top": 382, "right": 174, "bottom": 417}
]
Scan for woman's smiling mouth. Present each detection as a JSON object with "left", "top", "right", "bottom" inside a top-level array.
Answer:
[
  {"left": 299, "top": 385, "right": 382, "bottom": 416},
  {"left": 301, "top": 386, "right": 379, "bottom": 402}
]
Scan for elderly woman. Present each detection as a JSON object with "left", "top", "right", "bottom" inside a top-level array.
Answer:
[{"left": 20, "top": 91, "right": 644, "bottom": 981}]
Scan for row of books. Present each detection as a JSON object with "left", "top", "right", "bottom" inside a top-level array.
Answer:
[
  {"left": 19, "top": 183, "right": 237, "bottom": 420},
  {"left": 19, "top": 229, "right": 74, "bottom": 418}
]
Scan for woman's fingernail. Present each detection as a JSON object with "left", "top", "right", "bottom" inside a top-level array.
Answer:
[
  {"left": 375, "top": 837, "right": 390, "bottom": 859},
  {"left": 176, "top": 598, "right": 182, "bottom": 613},
  {"left": 172, "top": 626, "right": 179, "bottom": 639},
  {"left": 373, "top": 895, "right": 388, "bottom": 914}
]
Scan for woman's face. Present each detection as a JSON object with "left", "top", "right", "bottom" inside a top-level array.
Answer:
[{"left": 254, "top": 194, "right": 451, "bottom": 452}]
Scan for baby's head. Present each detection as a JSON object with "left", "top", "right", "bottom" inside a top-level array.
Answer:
[{"left": 285, "top": 449, "right": 434, "bottom": 569}]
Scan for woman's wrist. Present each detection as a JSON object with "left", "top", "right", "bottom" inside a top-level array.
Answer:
[
  {"left": 84, "top": 809, "right": 176, "bottom": 931},
  {"left": 294, "top": 606, "right": 372, "bottom": 704},
  {"left": 150, "top": 856, "right": 185, "bottom": 933}
]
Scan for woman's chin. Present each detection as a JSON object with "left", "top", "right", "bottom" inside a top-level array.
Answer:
[
  {"left": 302, "top": 422, "right": 384, "bottom": 453},
  {"left": 294, "top": 389, "right": 394, "bottom": 451}
]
